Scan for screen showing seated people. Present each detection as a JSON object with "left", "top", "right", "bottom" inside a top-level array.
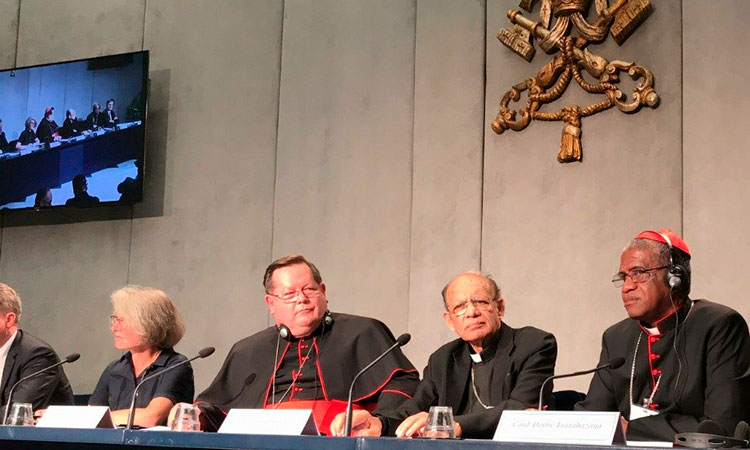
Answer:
[{"left": 0, "top": 50, "right": 148, "bottom": 211}]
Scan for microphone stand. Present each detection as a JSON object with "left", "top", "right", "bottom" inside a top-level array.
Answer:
[
  {"left": 344, "top": 334, "right": 410, "bottom": 437},
  {"left": 125, "top": 347, "right": 214, "bottom": 430},
  {"left": 2, "top": 353, "right": 80, "bottom": 425}
]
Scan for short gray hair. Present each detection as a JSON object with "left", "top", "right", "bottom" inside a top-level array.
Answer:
[
  {"left": 441, "top": 272, "right": 501, "bottom": 310},
  {"left": 0, "top": 283, "right": 22, "bottom": 320},
  {"left": 111, "top": 285, "right": 186, "bottom": 350},
  {"left": 624, "top": 238, "right": 692, "bottom": 294}
]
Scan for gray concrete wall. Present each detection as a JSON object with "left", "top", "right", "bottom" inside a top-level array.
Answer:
[{"left": 0, "top": 0, "right": 748, "bottom": 398}]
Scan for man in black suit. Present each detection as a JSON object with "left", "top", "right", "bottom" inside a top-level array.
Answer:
[
  {"left": 86, "top": 102, "right": 101, "bottom": 131},
  {"left": 575, "top": 229, "right": 750, "bottom": 441},
  {"left": 0, "top": 283, "right": 74, "bottom": 416},
  {"left": 60, "top": 109, "right": 85, "bottom": 138},
  {"left": 332, "top": 271, "right": 557, "bottom": 439},
  {"left": 65, "top": 174, "right": 100, "bottom": 208},
  {"left": 101, "top": 99, "right": 119, "bottom": 128}
]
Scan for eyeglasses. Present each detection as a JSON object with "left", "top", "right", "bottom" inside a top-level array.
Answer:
[
  {"left": 450, "top": 298, "right": 495, "bottom": 317},
  {"left": 611, "top": 266, "right": 668, "bottom": 287},
  {"left": 109, "top": 314, "right": 126, "bottom": 327},
  {"left": 267, "top": 286, "right": 323, "bottom": 303}
]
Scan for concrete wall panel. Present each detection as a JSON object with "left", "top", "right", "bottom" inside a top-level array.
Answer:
[
  {"left": 482, "top": 0, "right": 682, "bottom": 391},
  {"left": 273, "top": 0, "right": 416, "bottom": 337},
  {"left": 683, "top": 1, "right": 750, "bottom": 321},
  {"left": 0, "top": 0, "right": 19, "bottom": 70},
  {"left": 16, "top": 0, "right": 144, "bottom": 67},
  {"left": 0, "top": 0, "right": 146, "bottom": 394},
  {"left": 133, "top": 0, "right": 283, "bottom": 390},
  {"left": 407, "top": 0, "right": 485, "bottom": 372}
]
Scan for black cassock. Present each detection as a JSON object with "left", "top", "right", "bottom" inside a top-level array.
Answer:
[
  {"left": 577, "top": 299, "right": 750, "bottom": 441},
  {"left": 196, "top": 312, "right": 419, "bottom": 431}
]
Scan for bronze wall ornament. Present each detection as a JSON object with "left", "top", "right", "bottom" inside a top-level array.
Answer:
[{"left": 492, "top": 0, "right": 658, "bottom": 163}]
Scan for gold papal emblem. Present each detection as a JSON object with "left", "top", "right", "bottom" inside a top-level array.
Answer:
[{"left": 493, "top": 0, "right": 658, "bottom": 163}]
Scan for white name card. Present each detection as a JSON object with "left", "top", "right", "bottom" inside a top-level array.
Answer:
[
  {"left": 36, "top": 405, "right": 114, "bottom": 429},
  {"left": 493, "top": 411, "right": 624, "bottom": 446},
  {"left": 218, "top": 409, "right": 318, "bottom": 436}
]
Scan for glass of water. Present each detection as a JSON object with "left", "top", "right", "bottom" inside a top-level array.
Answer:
[
  {"left": 423, "top": 406, "right": 455, "bottom": 438},
  {"left": 170, "top": 403, "right": 200, "bottom": 431},
  {"left": 6, "top": 403, "right": 34, "bottom": 426}
]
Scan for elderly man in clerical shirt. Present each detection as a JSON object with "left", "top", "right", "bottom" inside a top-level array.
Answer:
[
  {"left": 331, "top": 271, "right": 557, "bottom": 438},
  {"left": 576, "top": 229, "right": 750, "bottom": 441},
  {"left": 171, "top": 254, "right": 419, "bottom": 434}
]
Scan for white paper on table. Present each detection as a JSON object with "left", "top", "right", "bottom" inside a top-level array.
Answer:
[
  {"left": 494, "top": 410, "right": 624, "bottom": 446},
  {"left": 36, "top": 405, "right": 114, "bottom": 429},
  {"left": 218, "top": 408, "right": 318, "bottom": 436}
]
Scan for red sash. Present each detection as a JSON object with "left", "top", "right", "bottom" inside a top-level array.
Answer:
[{"left": 267, "top": 400, "right": 375, "bottom": 435}]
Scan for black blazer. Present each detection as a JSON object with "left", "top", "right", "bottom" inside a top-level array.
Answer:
[
  {"left": 381, "top": 324, "right": 557, "bottom": 438},
  {"left": 576, "top": 299, "right": 750, "bottom": 441},
  {"left": 0, "top": 330, "right": 75, "bottom": 413}
]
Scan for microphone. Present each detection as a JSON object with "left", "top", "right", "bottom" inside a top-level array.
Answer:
[
  {"left": 538, "top": 357, "right": 625, "bottom": 410},
  {"left": 344, "top": 333, "right": 410, "bottom": 437},
  {"left": 675, "top": 420, "right": 750, "bottom": 448},
  {"left": 2, "top": 353, "right": 80, "bottom": 424},
  {"left": 125, "top": 347, "right": 215, "bottom": 430}
]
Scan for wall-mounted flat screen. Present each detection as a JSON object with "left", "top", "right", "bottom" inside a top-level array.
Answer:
[{"left": 0, "top": 50, "right": 148, "bottom": 211}]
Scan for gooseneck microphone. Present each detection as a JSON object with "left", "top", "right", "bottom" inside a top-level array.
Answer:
[
  {"left": 537, "top": 357, "right": 625, "bottom": 410},
  {"left": 2, "top": 353, "right": 80, "bottom": 425},
  {"left": 125, "top": 347, "right": 215, "bottom": 430},
  {"left": 344, "top": 333, "right": 411, "bottom": 437}
]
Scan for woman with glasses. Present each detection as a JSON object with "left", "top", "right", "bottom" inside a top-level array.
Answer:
[{"left": 89, "top": 286, "right": 194, "bottom": 427}]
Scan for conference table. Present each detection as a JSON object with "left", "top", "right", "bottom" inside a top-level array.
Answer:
[
  {"left": 0, "top": 121, "right": 143, "bottom": 206},
  {"left": 0, "top": 427, "right": 677, "bottom": 450}
]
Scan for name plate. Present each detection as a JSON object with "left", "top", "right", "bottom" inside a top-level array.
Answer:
[
  {"left": 36, "top": 405, "right": 114, "bottom": 429},
  {"left": 494, "top": 411, "right": 624, "bottom": 446},
  {"left": 218, "top": 409, "right": 318, "bottom": 436}
]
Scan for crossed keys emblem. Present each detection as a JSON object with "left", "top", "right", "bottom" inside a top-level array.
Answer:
[{"left": 492, "top": 0, "right": 659, "bottom": 163}]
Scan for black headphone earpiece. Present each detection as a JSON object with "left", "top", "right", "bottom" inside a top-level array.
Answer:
[
  {"left": 667, "top": 265, "right": 686, "bottom": 290},
  {"left": 323, "top": 311, "right": 333, "bottom": 326},
  {"left": 656, "top": 231, "right": 686, "bottom": 291}
]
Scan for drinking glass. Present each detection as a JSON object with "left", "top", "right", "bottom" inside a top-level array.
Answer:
[
  {"left": 423, "top": 406, "right": 455, "bottom": 439},
  {"left": 170, "top": 404, "right": 200, "bottom": 431},
  {"left": 6, "top": 403, "right": 34, "bottom": 426}
]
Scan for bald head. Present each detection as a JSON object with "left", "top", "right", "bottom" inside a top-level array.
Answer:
[
  {"left": 441, "top": 271, "right": 505, "bottom": 352},
  {"left": 441, "top": 272, "right": 501, "bottom": 310}
]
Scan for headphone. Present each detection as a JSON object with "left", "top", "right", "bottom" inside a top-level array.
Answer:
[
  {"left": 277, "top": 311, "right": 333, "bottom": 341},
  {"left": 655, "top": 231, "right": 689, "bottom": 291},
  {"left": 278, "top": 324, "right": 292, "bottom": 340}
]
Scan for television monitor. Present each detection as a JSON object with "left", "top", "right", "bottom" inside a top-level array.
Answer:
[{"left": 0, "top": 50, "right": 148, "bottom": 211}]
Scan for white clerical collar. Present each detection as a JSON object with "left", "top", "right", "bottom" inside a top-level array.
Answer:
[
  {"left": 645, "top": 326, "right": 660, "bottom": 335},
  {"left": 0, "top": 329, "right": 19, "bottom": 383},
  {"left": 470, "top": 353, "right": 482, "bottom": 363},
  {"left": 0, "top": 330, "right": 17, "bottom": 359}
]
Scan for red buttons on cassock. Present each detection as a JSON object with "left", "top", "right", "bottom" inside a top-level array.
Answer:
[
  {"left": 649, "top": 336, "right": 659, "bottom": 343},
  {"left": 650, "top": 353, "right": 660, "bottom": 360},
  {"left": 652, "top": 369, "right": 661, "bottom": 376}
]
